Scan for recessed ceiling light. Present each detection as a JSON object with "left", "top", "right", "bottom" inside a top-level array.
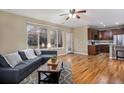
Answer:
[
  {"left": 115, "top": 22, "right": 119, "bottom": 25},
  {"left": 100, "top": 22, "right": 103, "bottom": 24},
  {"left": 103, "top": 25, "right": 106, "bottom": 27}
]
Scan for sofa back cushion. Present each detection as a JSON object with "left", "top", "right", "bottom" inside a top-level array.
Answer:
[
  {"left": 23, "top": 49, "right": 37, "bottom": 59},
  {"left": 4, "top": 52, "right": 23, "bottom": 68},
  {"left": 0, "top": 54, "right": 11, "bottom": 67},
  {"left": 18, "top": 51, "right": 28, "bottom": 61}
]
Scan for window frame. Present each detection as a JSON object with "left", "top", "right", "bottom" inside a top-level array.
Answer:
[
  {"left": 38, "top": 28, "right": 48, "bottom": 49},
  {"left": 49, "top": 30, "right": 64, "bottom": 49},
  {"left": 27, "top": 24, "right": 39, "bottom": 49},
  {"left": 27, "top": 22, "right": 64, "bottom": 50},
  {"left": 57, "top": 30, "right": 64, "bottom": 49}
]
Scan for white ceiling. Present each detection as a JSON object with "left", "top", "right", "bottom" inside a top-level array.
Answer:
[{"left": 2, "top": 9, "right": 124, "bottom": 28}]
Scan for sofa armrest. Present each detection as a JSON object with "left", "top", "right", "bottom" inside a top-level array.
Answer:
[
  {"left": 41, "top": 50, "right": 57, "bottom": 56},
  {"left": 0, "top": 68, "right": 19, "bottom": 84}
]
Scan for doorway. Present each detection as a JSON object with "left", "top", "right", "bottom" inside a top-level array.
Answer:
[{"left": 66, "top": 32, "right": 73, "bottom": 54}]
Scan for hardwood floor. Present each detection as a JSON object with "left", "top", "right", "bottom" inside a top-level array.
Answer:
[{"left": 58, "top": 53, "right": 124, "bottom": 84}]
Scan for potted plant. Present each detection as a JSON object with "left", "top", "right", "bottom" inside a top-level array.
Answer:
[{"left": 51, "top": 56, "right": 57, "bottom": 63}]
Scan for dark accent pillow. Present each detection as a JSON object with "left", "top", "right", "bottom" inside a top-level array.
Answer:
[
  {"left": 34, "top": 50, "right": 37, "bottom": 56},
  {"left": 18, "top": 51, "right": 28, "bottom": 61},
  {"left": 0, "top": 54, "right": 11, "bottom": 67}
]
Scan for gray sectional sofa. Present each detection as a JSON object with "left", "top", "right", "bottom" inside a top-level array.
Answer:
[{"left": 0, "top": 50, "right": 57, "bottom": 84}]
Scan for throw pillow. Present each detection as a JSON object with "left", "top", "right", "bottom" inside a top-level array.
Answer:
[
  {"left": 35, "top": 49, "right": 42, "bottom": 56},
  {"left": 4, "top": 52, "right": 23, "bottom": 68},
  {"left": 0, "top": 54, "right": 11, "bottom": 67},
  {"left": 23, "top": 49, "right": 37, "bottom": 59},
  {"left": 18, "top": 51, "right": 28, "bottom": 60}
]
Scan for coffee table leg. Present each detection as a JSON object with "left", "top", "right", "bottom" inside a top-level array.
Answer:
[
  {"left": 62, "top": 62, "right": 64, "bottom": 69},
  {"left": 38, "top": 72, "right": 40, "bottom": 84}
]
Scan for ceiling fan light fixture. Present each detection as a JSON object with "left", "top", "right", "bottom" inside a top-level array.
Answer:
[
  {"left": 73, "top": 14, "right": 76, "bottom": 18},
  {"left": 69, "top": 13, "right": 72, "bottom": 18}
]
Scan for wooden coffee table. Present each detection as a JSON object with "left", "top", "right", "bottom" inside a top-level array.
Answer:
[{"left": 37, "top": 59, "right": 63, "bottom": 84}]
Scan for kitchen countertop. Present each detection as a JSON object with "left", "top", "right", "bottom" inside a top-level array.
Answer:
[
  {"left": 88, "top": 40, "right": 113, "bottom": 46},
  {"left": 88, "top": 43, "right": 114, "bottom": 45}
]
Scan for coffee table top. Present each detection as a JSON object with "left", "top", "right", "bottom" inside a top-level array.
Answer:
[
  {"left": 37, "top": 59, "right": 63, "bottom": 73},
  {"left": 47, "top": 59, "right": 59, "bottom": 66}
]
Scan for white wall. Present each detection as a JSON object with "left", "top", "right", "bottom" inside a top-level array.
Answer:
[
  {"left": 0, "top": 11, "right": 72, "bottom": 55},
  {"left": 72, "top": 26, "right": 88, "bottom": 55}
]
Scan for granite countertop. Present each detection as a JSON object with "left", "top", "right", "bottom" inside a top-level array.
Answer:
[
  {"left": 88, "top": 43, "right": 114, "bottom": 45},
  {"left": 88, "top": 40, "right": 113, "bottom": 45}
]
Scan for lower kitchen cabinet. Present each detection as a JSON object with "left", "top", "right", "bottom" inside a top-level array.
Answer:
[
  {"left": 88, "top": 45, "right": 109, "bottom": 55},
  {"left": 88, "top": 45, "right": 98, "bottom": 55},
  {"left": 97, "top": 45, "right": 109, "bottom": 53}
]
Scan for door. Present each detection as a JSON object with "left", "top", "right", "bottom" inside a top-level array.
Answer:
[{"left": 66, "top": 32, "right": 73, "bottom": 54}]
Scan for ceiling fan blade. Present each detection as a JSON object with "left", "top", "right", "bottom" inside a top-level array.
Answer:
[
  {"left": 76, "top": 15, "right": 80, "bottom": 19},
  {"left": 76, "top": 10, "right": 86, "bottom": 13},
  {"left": 60, "top": 13, "right": 69, "bottom": 16},
  {"left": 66, "top": 16, "right": 69, "bottom": 20}
]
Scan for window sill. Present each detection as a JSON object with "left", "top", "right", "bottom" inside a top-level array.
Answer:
[{"left": 40, "top": 47, "right": 64, "bottom": 50}]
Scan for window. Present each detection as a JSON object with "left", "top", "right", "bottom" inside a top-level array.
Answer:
[
  {"left": 39, "top": 29, "right": 47, "bottom": 48},
  {"left": 27, "top": 23, "right": 63, "bottom": 49},
  {"left": 58, "top": 31, "right": 63, "bottom": 48},
  {"left": 50, "top": 30, "right": 64, "bottom": 48},
  {"left": 27, "top": 24, "right": 48, "bottom": 49},
  {"left": 27, "top": 24, "right": 38, "bottom": 49},
  {"left": 50, "top": 31, "right": 57, "bottom": 48}
]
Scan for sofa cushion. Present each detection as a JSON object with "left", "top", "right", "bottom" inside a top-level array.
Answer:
[
  {"left": 0, "top": 55, "right": 11, "bottom": 67},
  {"left": 14, "top": 56, "right": 43, "bottom": 75},
  {"left": 23, "top": 49, "right": 37, "bottom": 59},
  {"left": 4, "top": 52, "right": 23, "bottom": 68},
  {"left": 18, "top": 51, "right": 28, "bottom": 61}
]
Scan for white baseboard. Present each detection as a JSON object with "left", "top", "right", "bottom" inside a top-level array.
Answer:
[
  {"left": 109, "top": 56, "right": 116, "bottom": 59},
  {"left": 74, "top": 52, "right": 88, "bottom": 55}
]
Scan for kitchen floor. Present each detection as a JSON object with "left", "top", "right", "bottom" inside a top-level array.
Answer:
[{"left": 58, "top": 53, "right": 124, "bottom": 84}]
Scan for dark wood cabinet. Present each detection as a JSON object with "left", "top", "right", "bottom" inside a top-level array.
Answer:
[
  {"left": 88, "top": 26, "right": 124, "bottom": 55},
  {"left": 98, "top": 30, "right": 112, "bottom": 40},
  {"left": 112, "top": 28, "right": 124, "bottom": 36},
  {"left": 88, "top": 27, "right": 124, "bottom": 41},
  {"left": 88, "top": 45, "right": 98, "bottom": 55},
  {"left": 88, "top": 45, "right": 109, "bottom": 55},
  {"left": 88, "top": 29, "right": 93, "bottom": 40},
  {"left": 88, "top": 28, "right": 99, "bottom": 40},
  {"left": 100, "top": 45, "right": 109, "bottom": 53},
  {"left": 98, "top": 45, "right": 109, "bottom": 53}
]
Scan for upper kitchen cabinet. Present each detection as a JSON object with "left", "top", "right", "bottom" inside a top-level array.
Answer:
[
  {"left": 88, "top": 28, "right": 99, "bottom": 40},
  {"left": 112, "top": 28, "right": 124, "bottom": 35},
  {"left": 98, "top": 30, "right": 113, "bottom": 40}
]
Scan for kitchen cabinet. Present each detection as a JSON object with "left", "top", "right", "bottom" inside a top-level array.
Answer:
[
  {"left": 96, "top": 45, "right": 109, "bottom": 53},
  {"left": 88, "top": 28, "right": 99, "bottom": 40},
  {"left": 88, "top": 26, "right": 124, "bottom": 55},
  {"left": 112, "top": 28, "right": 124, "bottom": 35},
  {"left": 88, "top": 45, "right": 98, "bottom": 55},
  {"left": 88, "top": 45, "right": 109, "bottom": 55},
  {"left": 98, "top": 31, "right": 112, "bottom": 40},
  {"left": 101, "top": 45, "right": 109, "bottom": 53}
]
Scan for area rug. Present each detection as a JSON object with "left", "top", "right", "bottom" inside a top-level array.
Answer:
[{"left": 20, "top": 62, "right": 73, "bottom": 84}]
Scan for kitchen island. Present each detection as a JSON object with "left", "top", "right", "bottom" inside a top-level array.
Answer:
[{"left": 88, "top": 40, "right": 113, "bottom": 55}]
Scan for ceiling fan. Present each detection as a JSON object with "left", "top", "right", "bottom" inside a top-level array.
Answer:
[{"left": 60, "top": 9, "right": 86, "bottom": 21}]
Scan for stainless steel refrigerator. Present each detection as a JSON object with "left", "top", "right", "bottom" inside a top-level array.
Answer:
[
  {"left": 113, "top": 35, "right": 124, "bottom": 59},
  {"left": 113, "top": 35, "right": 124, "bottom": 45}
]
